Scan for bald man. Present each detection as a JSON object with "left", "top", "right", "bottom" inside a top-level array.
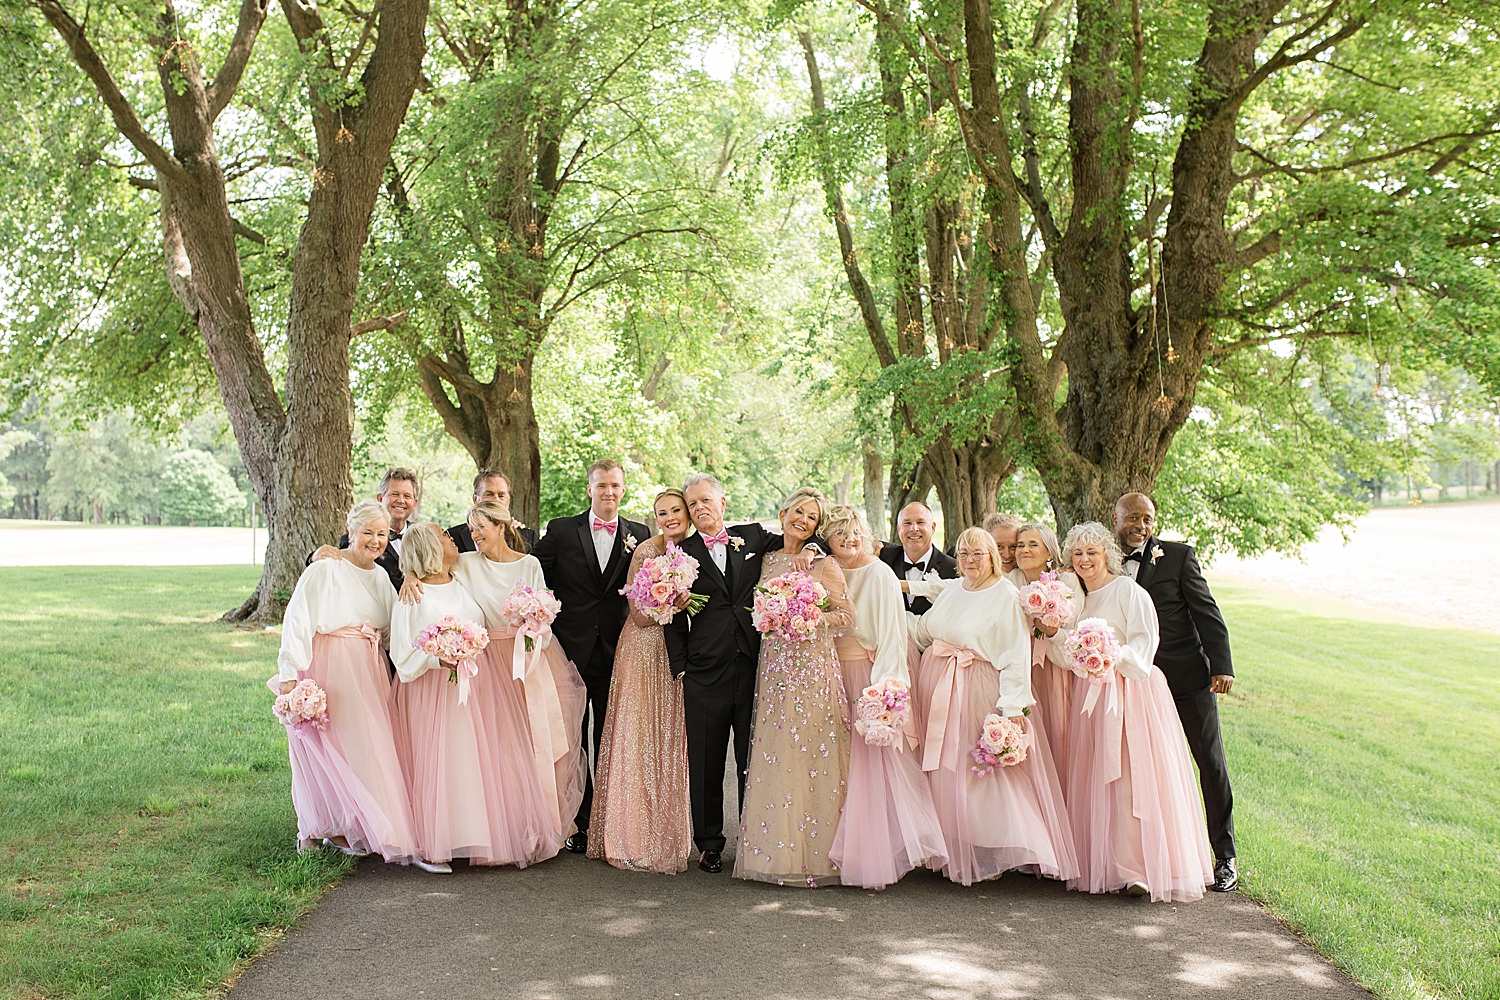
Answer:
[
  {"left": 1115, "top": 492, "right": 1238, "bottom": 892},
  {"left": 878, "top": 502, "right": 958, "bottom": 615}
]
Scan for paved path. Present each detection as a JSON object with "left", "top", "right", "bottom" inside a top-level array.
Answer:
[{"left": 0, "top": 519, "right": 264, "bottom": 566}]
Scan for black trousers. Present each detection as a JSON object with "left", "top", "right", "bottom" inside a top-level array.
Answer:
[
  {"left": 682, "top": 655, "right": 757, "bottom": 854},
  {"left": 1174, "top": 686, "right": 1236, "bottom": 861},
  {"left": 574, "top": 645, "right": 613, "bottom": 832}
]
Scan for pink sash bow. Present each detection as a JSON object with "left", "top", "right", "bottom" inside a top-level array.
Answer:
[
  {"left": 921, "top": 640, "right": 977, "bottom": 773},
  {"left": 324, "top": 621, "right": 382, "bottom": 651}
]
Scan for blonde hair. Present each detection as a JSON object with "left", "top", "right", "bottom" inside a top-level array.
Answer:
[
  {"left": 953, "top": 526, "right": 1002, "bottom": 582},
  {"left": 398, "top": 522, "right": 446, "bottom": 579},
  {"left": 346, "top": 499, "right": 390, "bottom": 538},
  {"left": 653, "top": 487, "right": 687, "bottom": 511},
  {"left": 468, "top": 499, "right": 528, "bottom": 553},
  {"left": 820, "top": 504, "right": 876, "bottom": 555},
  {"left": 1016, "top": 521, "right": 1064, "bottom": 570},
  {"left": 778, "top": 486, "right": 829, "bottom": 526},
  {"left": 1061, "top": 521, "right": 1126, "bottom": 577}
]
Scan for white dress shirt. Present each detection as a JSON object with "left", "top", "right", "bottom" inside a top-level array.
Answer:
[
  {"left": 1124, "top": 542, "right": 1146, "bottom": 579},
  {"left": 705, "top": 529, "right": 728, "bottom": 573},
  {"left": 590, "top": 514, "right": 617, "bottom": 572}
]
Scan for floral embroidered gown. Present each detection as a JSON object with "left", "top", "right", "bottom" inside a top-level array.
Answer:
[{"left": 734, "top": 551, "right": 854, "bottom": 886}]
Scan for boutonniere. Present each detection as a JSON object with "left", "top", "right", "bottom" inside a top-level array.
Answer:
[
  {"left": 622, "top": 533, "right": 638, "bottom": 553},
  {"left": 1150, "top": 545, "right": 1164, "bottom": 565},
  {"left": 730, "top": 536, "right": 745, "bottom": 552},
  {"left": 924, "top": 570, "right": 940, "bottom": 583}
]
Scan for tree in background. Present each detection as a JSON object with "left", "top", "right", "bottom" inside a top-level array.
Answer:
[{"left": 159, "top": 449, "right": 246, "bottom": 526}]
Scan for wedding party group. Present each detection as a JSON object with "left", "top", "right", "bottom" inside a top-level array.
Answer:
[{"left": 270, "top": 458, "right": 1240, "bottom": 902}]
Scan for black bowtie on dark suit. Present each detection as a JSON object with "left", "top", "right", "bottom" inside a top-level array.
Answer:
[
  {"left": 1131, "top": 535, "right": 1237, "bottom": 861},
  {"left": 531, "top": 510, "right": 651, "bottom": 835},
  {"left": 449, "top": 521, "right": 538, "bottom": 554},
  {"left": 878, "top": 541, "right": 959, "bottom": 615},
  {"left": 664, "top": 523, "right": 787, "bottom": 855}
]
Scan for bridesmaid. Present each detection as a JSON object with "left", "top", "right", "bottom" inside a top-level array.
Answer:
[
  {"left": 907, "top": 527, "right": 1077, "bottom": 886},
  {"left": 270, "top": 500, "right": 428, "bottom": 869},
  {"left": 392, "top": 522, "right": 555, "bottom": 869},
  {"left": 587, "top": 489, "right": 696, "bottom": 873},
  {"left": 822, "top": 505, "right": 946, "bottom": 889},
  {"left": 451, "top": 500, "right": 589, "bottom": 857},
  {"left": 1013, "top": 522, "right": 1080, "bottom": 795},
  {"left": 1047, "top": 521, "right": 1213, "bottom": 901},
  {"left": 734, "top": 487, "right": 854, "bottom": 887}
]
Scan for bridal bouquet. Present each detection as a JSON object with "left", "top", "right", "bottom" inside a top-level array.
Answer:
[
  {"left": 853, "top": 678, "right": 911, "bottom": 748},
  {"left": 273, "top": 679, "right": 329, "bottom": 738},
  {"left": 751, "top": 571, "right": 830, "bottom": 642},
  {"left": 619, "top": 543, "right": 709, "bottom": 624},
  {"left": 501, "top": 583, "right": 563, "bottom": 652},
  {"left": 970, "top": 713, "right": 1027, "bottom": 776},
  {"left": 1062, "top": 617, "right": 1121, "bottom": 715},
  {"left": 413, "top": 615, "right": 490, "bottom": 694},
  {"left": 1018, "top": 571, "right": 1076, "bottom": 637}
]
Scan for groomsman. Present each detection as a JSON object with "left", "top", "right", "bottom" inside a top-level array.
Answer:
[
  {"left": 663, "top": 473, "right": 791, "bottom": 873},
  {"left": 984, "top": 512, "right": 1025, "bottom": 575},
  {"left": 879, "top": 501, "right": 958, "bottom": 614},
  {"left": 449, "top": 470, "right": 538, "bottom": 551},
  {"left": 1114, "top": 492, "right": 1239, "bottom": 892},
  {"left": 532, "top": 459, "right": 650, "bottom": 854},
  {"left": 309, "top": 466, "right": 419, "bottom": 592}
]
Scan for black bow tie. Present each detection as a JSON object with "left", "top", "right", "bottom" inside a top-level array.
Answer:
[
  {"left": 902, "top": 558, "right": 927, "bottom": 574},
  {"left": 1123, "top": 549, "right": 1144, "bottom": 563}
]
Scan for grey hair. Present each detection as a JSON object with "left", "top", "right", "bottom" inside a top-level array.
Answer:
[
  {"left": 1061, "top": 521, "right": 1126, "bottom": 577},
  {"left": 398, "top": 522, "right": 445, "bottom": 579},
  {"left": 819, "top": 504, "right": 876, "bottom": 555},
  {"left": 983, "top": 512, "right": 1025, "bottom": 532},
  {"left": 682, "top": 472, "right": 725, "bottom": 498},
  {"left": 1016, "top": 521, "right": 1064, "bottom": 570},
  {"left": 346, "top": 499, "right": 390, "bottom": 538}
]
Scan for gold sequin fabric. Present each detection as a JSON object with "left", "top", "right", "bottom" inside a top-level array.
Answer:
[{"left": 733, "top": 552, "right": 854, "bottom": 887}]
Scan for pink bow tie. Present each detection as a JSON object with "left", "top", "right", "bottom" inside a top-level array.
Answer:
[
  {"left": 704, "top": 531, "right": 729, "bottom": 548},
  {"left": 593, "top": 517, "right": 617, "bottom": 535}
]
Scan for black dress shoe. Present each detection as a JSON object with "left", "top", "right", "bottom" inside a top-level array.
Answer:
[
  {"left": 698, "top": 850, "right": 723, "bottom": 873},
  {"left": 1211, "top": 857, "right": 1238, "bottom": 892},
  {"left": 564, "top": 832, "right": 587, "bottom": 854}
]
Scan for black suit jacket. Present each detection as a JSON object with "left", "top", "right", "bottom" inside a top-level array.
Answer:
[
  {"left": 1131, "top": 536, "right": 1233, "bottom": 695},
  {"left": 325, "top": 532, "right": 403, "bottom": 592},
  {"left": 664, "top": 523, "right": 787, "bottom": 685},
  {"left": 879, "top": 541, "right": 959, "bottom": 615},
  {"left": 531, "top": 511, "right": 651, "bottom": 674},
  {"left": 449, "top": 521, "right": 538, "bottom": 554}
]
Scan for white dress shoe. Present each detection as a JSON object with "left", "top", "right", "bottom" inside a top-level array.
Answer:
[{"left": 415, "top": 860, "right": 453, "bottom": 874}]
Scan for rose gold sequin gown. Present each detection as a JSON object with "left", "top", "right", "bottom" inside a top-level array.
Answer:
[
  {"left": 586, "top": 537, "right": 695, "bottom": 873},
  {"left": 733, "top": 552, "right": 854, "bottom": 887}
]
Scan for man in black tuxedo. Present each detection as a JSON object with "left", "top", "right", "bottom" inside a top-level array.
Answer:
[
  {"left": 879, "top": 501, "right": 959, "bottom": 614},
  {"left": 449, "top": 470, "right": 538, "bottom": 552},
  {"left": 532, "top": 459, "right": 650, "bottom": 854},
  {"left": 308, "top": 466, "right": 419, "bottom": 592},
  {"left": 1115, "top": 492, "right": 1239, "bottom": 892},
  {"left": 663, "top": 473, "right": 797, "bottom": 874}
]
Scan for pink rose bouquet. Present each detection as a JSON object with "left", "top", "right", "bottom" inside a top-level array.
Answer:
[
  {"left": 1061, "top": 617, "right": 1121, "bottom": 715},
  {"left": 413, "top": 614, "right": 491, "bottom": 704},
  {"left": 273, "top": 679, "right": 329, "bottom": 738},
  {"left": 619, "top": 542, "right": 709, "bottom": 624},
  {"left": 1017, "top": 570, "right": 1077, "bottom": 637},
  {"left": 970, "top": 713, "right": 1028, "bottom": 776},
  {"left": 852, "top": 678, "right": 911, "bottom": 748},
  {"left": 500, "top": 583, "right": 563, "bottom": 651},
  {"left": 751, "top": 571, "right": 830, "bottom": 642}
]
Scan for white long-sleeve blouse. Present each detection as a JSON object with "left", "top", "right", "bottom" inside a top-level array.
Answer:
[
  {"left": 271, "top": 557, "right": 395, "bottom": 690},
  {"left": 389, "top": 578, "right": 489, "bottom": 683},
  {"left": 451, "top": 551, "right": 547, "bottom": 630},
  {"left": 907, "top": 577, "right": 1033, "bottom": 716},
  {"left": 1048, "top": 575, "right": 1159, "bottom": 680},
  {"left": 840, "top": 560, "right": 910, "bottom": 685}
]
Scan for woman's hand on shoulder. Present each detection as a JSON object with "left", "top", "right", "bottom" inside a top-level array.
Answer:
[
  {"left": 310, "top": 545, "right": 344, "bottom": 563},
  {"left": 791, "top": 547, "right": 819, "bottom": 572},
  {"left": 398, "top": 576, "right": 425, "bottom": 605}
]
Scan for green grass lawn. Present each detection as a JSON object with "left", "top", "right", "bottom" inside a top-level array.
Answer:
[
  {"left": 1, "top": 568, "right": 1496, "bottom": 999},
  {"left": 0, "top": 568, "right": 351, "bottom": 1000}
]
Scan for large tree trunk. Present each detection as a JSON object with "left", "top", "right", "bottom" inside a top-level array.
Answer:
[{"left": 37, "top": 0, "right": 429, "bottom": 622}]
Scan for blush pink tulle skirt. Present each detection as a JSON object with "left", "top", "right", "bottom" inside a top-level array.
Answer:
[
  {"left": 1032, "top": 645, "right": 1076, "bottom": 799},
  {"left": 911, "top": 643, "right": 1079, "bottom": 886},
  {"left": 287, "top": 627, "right": 420, "bottom": 864},
  {"left": 1064, "top": 667, "right": 1214, "bottom": 902},
  {"left": 827, "top": 645, "right": 946, "bottom": 889},
  {"left": 396, "top": 644, "right": 561, "bottom": 866}
]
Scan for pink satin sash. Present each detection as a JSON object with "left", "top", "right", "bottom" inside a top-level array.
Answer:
[
  {"left": 324, "top": 622, "right": 382, "bottom": 652},
  {"left": 921, "top": 640, "right": 977, "bottom": 773}
]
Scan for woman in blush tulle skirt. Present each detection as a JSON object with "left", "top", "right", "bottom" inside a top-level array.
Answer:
[
  {"left": 821, "top": 505, "right": 945, "bottom": 889},
  {"left": 392, "top": 522, "right": 557, "bottom": 869},
  {"left": 271, "top": 500, "right": 425, "bottom": 868},
  {"left": 1010, "top": 522, "right": 1081, "bottom": 798},
  {"left": 907, "top": 527, "right": 1078, "bottom": 887},
  {"left": 586, "top": 489, "right": 695, "bottom": 874},
  {"left": 1047, "top": 522, "right": 1213, "bottom": 902}
]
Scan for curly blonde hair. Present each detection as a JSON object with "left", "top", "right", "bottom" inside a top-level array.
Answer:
[{"left": 1061, "top": 521, "right": 1126, "bottom": 577}]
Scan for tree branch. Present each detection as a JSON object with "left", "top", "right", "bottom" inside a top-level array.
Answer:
[
  {"left": 351, "top": 308, "right": 409, "bottom": 336},
  {"left": 127, "top": 174, "right": 268, "bottom": 242},
  {"left": 207, "top": 0, "right": 270, "bottom": 121}
]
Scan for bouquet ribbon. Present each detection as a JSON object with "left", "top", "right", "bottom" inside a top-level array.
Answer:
[
  {"left": 921, "top": 640, "right": 976, "bottom": 773},
  {"left": 454, "top": 657, "right": 480, "bottom": 706},
  {"left": 1080, "top": 669, "right": 1117, "bottom": 717},
  {"left": 497, "top": 624, "right": 570, "bottom": 773},
  {"left": 1030, "top": 635, "right": 1048, "bottom": 669}
]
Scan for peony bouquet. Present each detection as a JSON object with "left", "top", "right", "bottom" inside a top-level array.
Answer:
[
  {"left": 619, "top": 542, "right": 709, "bottom": 624},
  {"left": 273, "top": 679, "right": 329, "bottom": 738},
  {"left": 1061, "top": 617, "right": 1121, "bottom": 715},
  {"left": 970, "top": 713, "right": 1028, "bottom": 776},
  {"left": 1018, "top": 570, "right": 1077, "bottom": 637},
  {"left": 500, "top": 583, "right": 563, "bottom": 652},
  {"left": 853, "top": 678, "right": 911, "bottom": 748},
  {"left": 751, "top": 570, "right": 830, "bottom": 642},
  {"left": 413, "top": 615, "right": 491, "bottom": 704}
]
